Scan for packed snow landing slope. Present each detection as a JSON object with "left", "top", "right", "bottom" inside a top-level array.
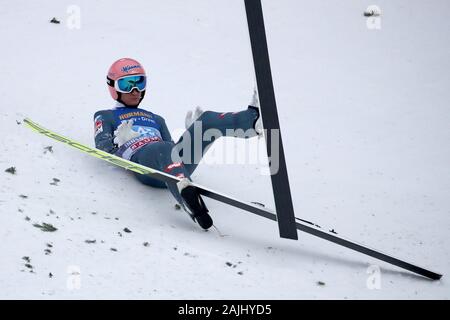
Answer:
[{"left": 0, "top": 0, "right": 449, "bottom": 298}]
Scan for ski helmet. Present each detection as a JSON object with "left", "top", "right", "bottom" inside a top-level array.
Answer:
[{"left": 106, "top": 58, "right": 146, "bottom": 105}]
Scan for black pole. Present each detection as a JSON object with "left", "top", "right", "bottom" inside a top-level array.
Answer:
[{"left": 244, "top": 0, "right": 298, "bottom": 240}]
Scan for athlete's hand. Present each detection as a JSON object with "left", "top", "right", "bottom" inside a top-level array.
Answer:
[
  {"left": 113, "top": 120, "right": 140, "bottom": 147},
  {"left": 185, "top": 106, "right": 203, "bottom": 129}
]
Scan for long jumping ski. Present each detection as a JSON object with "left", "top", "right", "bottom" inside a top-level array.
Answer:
[
  {"left": 23, "top": 118, "right": 442, "bottom": 280},
  {"left": 245, "top": 0, "right": 298, "bottom": 240}
]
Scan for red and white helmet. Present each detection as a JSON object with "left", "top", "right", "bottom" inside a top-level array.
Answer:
[{"left": 106, "top": 58, "right": 146, "bottom": 101}]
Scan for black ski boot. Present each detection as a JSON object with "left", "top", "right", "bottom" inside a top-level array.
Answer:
[{"left": 178, "top": 179, "right": 213, "bottom": 230}]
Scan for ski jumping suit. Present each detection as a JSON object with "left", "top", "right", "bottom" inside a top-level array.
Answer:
[{"left": 94, "top": 105, "right": 259, "bottom": 204}]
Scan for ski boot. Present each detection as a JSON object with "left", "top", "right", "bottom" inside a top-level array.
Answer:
[{"left": 177, "top": 178, "right": 213, "bottom": 230}]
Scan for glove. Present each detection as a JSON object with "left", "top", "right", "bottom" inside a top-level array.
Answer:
[
  {"left": 249, "top": 86, "right": 259, "bottom": 108},
  {"left": 184, "top": 106, "right": 204, "bottom": 129},
  {"left": 113, "top": 120, "right": 140, "bottom": 147}
]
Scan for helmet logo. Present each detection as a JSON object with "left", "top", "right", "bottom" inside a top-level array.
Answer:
[{"left": 122, "top": 65, "right": 142, "bottom": 73}]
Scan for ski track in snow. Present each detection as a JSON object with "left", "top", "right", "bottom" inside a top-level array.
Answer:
[{"left": 0, "top": 0, "right": 449, "bottom": 299}]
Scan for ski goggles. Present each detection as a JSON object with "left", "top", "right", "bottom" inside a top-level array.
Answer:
[{"left": 107, "top": 75, "right": 147, "bottom": 93}]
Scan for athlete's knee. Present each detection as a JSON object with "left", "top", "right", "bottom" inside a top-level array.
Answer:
[{"left": 197, "top": 111, "right": 215, "bottom": 125}]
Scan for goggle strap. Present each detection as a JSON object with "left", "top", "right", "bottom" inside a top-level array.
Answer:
[{"left": 106, "top": 76, "right": 114, "bottom": 87}]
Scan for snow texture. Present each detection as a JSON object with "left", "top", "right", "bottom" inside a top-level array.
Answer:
[{"left": 0, "top": 0, "right": 449, "bottom": 299}]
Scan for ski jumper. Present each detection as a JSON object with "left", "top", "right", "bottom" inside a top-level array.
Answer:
[{"left": 94, "top": 104, "right": 259, "bottom": 204}]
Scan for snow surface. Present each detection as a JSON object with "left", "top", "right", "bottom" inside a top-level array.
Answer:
[{"left": 0, "top": 0, "right": 449, "bottom": 299}]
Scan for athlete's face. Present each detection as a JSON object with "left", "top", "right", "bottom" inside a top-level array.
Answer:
[{"left": 121, "top": 89, "right": 142, "bottom": 107}]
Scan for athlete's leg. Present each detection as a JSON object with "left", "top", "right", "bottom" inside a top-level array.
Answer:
[
  {"left": 175, "top": 106, "right": 259, "bottom": 175},
  {"left": 130, "top": 140, "right": 213, "bottom": 229},
  {"left": 131, "top": 141, "right": 189, "bottom": 204}
]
